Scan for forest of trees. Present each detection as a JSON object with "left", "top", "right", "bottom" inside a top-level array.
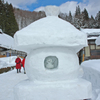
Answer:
[
  {"left": 59, "top": 5, "right": 100, "bottom": 29},
  {"left": 14, "top": 5, "right": 100, "bottom": 31},
  {"left": 0, "top": 0, "right": 100, "bottom": 37},
  {"left": 0, "top": 0, "right": 18, "bottom": 36},
  {"left": 13, "top": 8, "right": 46, "bottom": 30}
]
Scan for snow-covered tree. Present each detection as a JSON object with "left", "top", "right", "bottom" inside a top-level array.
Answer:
[
  {"left": 0, "top": 1, "right": 18, "bottom": 36},
  {"left": 75, "top": 5, "right": 81, "bottom": 17},
  {"left": 68, "top": 11, "right": 72, "bottom": 22},
  {"left": 95, "top": 11, "right": 100, "bottom": 21},
  {"left": 82, "top": 8, "right": 89, "bottom": 21},
  {"left": 14, "top": 8, "right": 46, "bottom": 30}
]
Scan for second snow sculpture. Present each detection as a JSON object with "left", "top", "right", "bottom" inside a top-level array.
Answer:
[{"left": 14, "top": 6, "right": 92, "bottom": 100}]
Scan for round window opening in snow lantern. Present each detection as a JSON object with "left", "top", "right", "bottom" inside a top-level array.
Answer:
[{"left": 44, "top": 56, "right": 58, "bottom": 70}]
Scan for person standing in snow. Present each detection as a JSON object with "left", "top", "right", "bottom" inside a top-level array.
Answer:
[
  {"left": 21, "top": 55, "right": 27, "bottom": 74},
  {"left": 15, "top": 55, "right": 21, "bottom": 73}
]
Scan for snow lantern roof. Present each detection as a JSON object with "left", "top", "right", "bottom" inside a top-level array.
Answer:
[{"left": 14, "top": 6, "right": 87, "bottom": 53}]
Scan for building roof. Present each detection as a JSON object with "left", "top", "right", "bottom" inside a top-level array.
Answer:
[
  {"left": 0, "top": 31, "right": 14, "bottom": 49},
  {"left": 81, "top": 28, "right": 100, "bottom": 36}
]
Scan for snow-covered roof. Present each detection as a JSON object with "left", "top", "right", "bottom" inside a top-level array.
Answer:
[
  {"left": 81, "top": 28, "right": 100, "bottom": 45},
  {"left": 95, "top": 36, "right": 100, "bottom": 45},
  {"left": 87, "top": 37, "right": 98, "bottom": 40},
  {"left": 81, "top": 28, "right": 100, "bottom": 41},
  {"left": 14, "top": 6, "right": 87, "bottom": 53},
  {"left": 0, "top": 33, "right": 14, "bottom": 49},
  {"left": 81, "top": 28, "right": 100, "bottom": 36}
]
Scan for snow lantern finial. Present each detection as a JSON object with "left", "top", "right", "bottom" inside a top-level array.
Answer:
[{"left": 45, "top": 6, "right": 60, "bottom": 16}]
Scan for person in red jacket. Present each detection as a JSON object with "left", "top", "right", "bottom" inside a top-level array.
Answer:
[
  {"left": 15, "top": 55, "right": 21, "bottom": 73},
  {"left": 21, "top": 55, "right": 27, "bottom": 74}
]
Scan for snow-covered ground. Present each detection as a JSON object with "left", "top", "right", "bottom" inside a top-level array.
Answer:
[
  {"left": 0, "top": 56, "right": 100, "bottom": 100},
  {"left": 0, "top": 69, "right": 28, "bottom": 100},
  {"left": 0, "top": 56, "right": 28, "bottom": 100},
  {"left": 0, "top": 56, "right": 22, "bottom": 69}
]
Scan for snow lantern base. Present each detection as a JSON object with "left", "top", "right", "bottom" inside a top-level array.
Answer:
[{"left": 14, "top": 78, "right": 91, "bottom": 100}]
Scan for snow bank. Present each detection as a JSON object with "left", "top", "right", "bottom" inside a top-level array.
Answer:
[
  {"left": 0, "top": 56, "right": 21, "bottom": 69},
  {"left": 81, "top": 59, "right": 100, "bottom": 100}
]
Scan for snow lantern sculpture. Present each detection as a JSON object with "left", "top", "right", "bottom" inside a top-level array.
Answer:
[{"left": 14, "top": 6, "right": 92, "bottom": 100}]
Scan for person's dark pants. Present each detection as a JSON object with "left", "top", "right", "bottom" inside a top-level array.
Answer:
[
  {"left": 23, "top": 67, "right": 26, "bottom": 74},
  {"left": 17, "top": 69, "right": 21, "bottom": 73}
]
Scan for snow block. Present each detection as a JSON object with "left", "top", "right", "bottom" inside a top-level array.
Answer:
[{"left": 14, "top": 79, "right": 92, "bottom": 100}]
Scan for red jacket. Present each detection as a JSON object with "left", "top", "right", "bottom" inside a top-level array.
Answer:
[
  {"left": 15, "top": 57, "right": 21, "bottom": 69},
  {"left": 21, "top": 58, "right": 25, "bottom": 68}
]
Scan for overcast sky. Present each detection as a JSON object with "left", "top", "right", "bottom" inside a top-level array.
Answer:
[{"left": 4, "top": 0, "right": 100, "bottom": 17}]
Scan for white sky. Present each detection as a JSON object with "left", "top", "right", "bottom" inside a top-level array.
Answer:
[
  {"left": 60, "top": 0, "right": 100, "bottom": 17},
  {"left": 4, "top": 0, "right": 100, "bottom": 17}
]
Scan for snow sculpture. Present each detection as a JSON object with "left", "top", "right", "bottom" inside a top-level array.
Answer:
[{"left": 14, "top": 6, "right": 92, "bottom": 100}]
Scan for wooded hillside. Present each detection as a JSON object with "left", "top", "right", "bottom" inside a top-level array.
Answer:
[{"left": 0, "top": 0, "right": 100, "bottom": 37}]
